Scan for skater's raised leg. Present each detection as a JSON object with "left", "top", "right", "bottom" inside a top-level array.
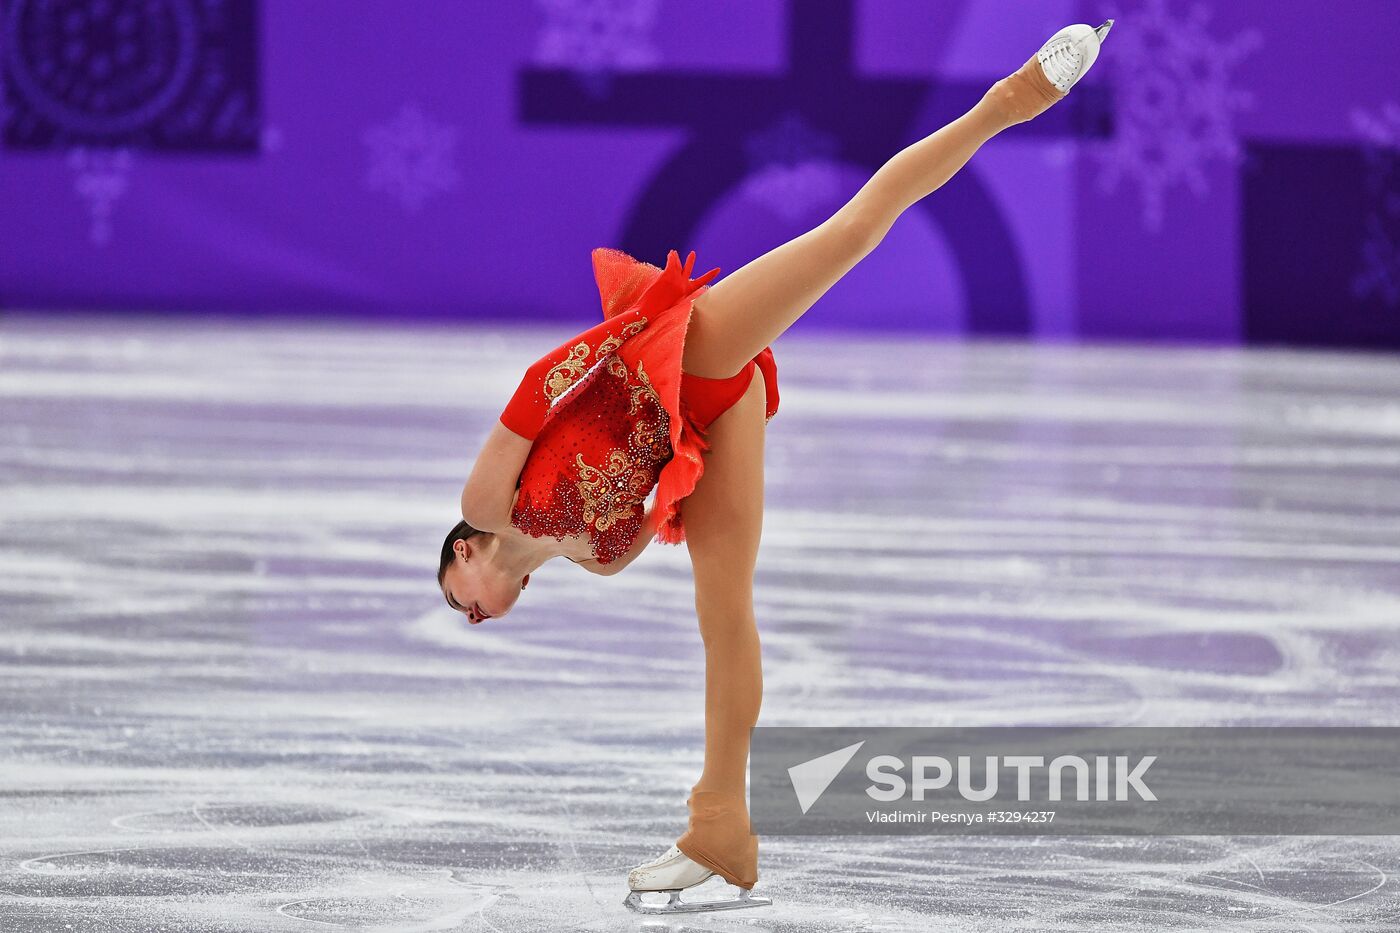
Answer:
[{"left": 681, "top": 21, "right": 1112, "bottom": 380}]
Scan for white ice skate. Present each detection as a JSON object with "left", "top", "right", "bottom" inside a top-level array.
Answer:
[
  {"left": 622, "top": 845, "right": 772, "bottom": 914},
  {"left": 1036, "top": 20, "right": 1115, "bottom": 94}
]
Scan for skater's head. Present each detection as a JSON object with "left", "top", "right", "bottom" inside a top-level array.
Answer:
[{"left": 437, "top": 520, "right": 530, "bottom": 624}]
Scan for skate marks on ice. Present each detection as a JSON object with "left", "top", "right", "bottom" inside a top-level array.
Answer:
[{"left": 1, "top": 317, "right": 1399, "bottom": 930}]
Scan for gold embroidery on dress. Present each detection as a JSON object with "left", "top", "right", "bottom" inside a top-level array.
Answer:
[
  {"left": 595, "top": 336, "right": 619, "bottom": 358},
  {"left": 605, "top": 355, "right": 630, "bottom": 381},
  {"left": 598, "top": 355, "right": 669, "bottom": 458},
  {"left": 600, "top": 354, "right": 661, "bottom": 418},
  {"left": 628, "top": 360, "right": 662, "bottom": 416},
  {"left": 575, "top": 449, "right": 652, "bottom": 532},
  {"left": 596, "top": 316, "right": 649, "bottom": 360},
  {"left": 630, "top": 412, "right": 671, "bottom": 460},
  {"left": 543, "top": 342, "right": 591, "bottom": 402}
]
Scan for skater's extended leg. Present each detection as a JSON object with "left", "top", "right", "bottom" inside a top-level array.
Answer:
[
  {"left": 674, "top": 369, "right": 768, "bottom": 887},
  {"left": 681, "top": 53, "right": 1064, "bottom": 379}
]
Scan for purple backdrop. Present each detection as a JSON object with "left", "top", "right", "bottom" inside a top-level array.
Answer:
[{"left": 2, "top": 0, "right": 1398, "bottom": 348}]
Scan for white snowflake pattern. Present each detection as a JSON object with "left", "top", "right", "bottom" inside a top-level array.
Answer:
[
  {"left": 1350, "top": 103, "right": 1400, "bottom": 308},
  {"left": 534, "top": 0, "right": 660, "bottom": 72},
  {"left": 1092, "top": 0, "right": 1261, "bottom": 231},
  {"left": 68, "top": 147, "right": 135, "bottom": 246},
  {"left": 362, "top": 103, "right": 461, "bottom": 213},
  {"left": 739, "top": 111, "right": 843, "bottom": 223}
]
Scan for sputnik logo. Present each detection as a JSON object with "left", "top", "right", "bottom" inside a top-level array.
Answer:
[{"left": 787, "top": 741, "right": 865, "bottom": 815}]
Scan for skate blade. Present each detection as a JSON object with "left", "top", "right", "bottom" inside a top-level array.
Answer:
[{"left": 623, "top": 888, "right": 772, "bottom": 914}]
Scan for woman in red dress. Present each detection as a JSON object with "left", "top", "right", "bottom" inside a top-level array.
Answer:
[{"left": 438, "top": 22, "right": 1111, "bottom": 914}]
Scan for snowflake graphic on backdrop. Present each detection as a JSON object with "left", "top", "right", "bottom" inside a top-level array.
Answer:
[
  {"left": 68, "top": 147, "right": 135, "bottom": 246},
  {"left": 739, "top": 111, "right": 843, "bottom": 223},
  {"left": 362, "top": 103, "right": 461, "bottom": 213},
  {"left": 1350, "top": 102, "right": 1400, "bottom": 308},
  {"left": 534, "top": 0, "right": 660, "bottom": 90},
  {"left": 1092, "top": 0, "right": 1262, "bottom": 231}
]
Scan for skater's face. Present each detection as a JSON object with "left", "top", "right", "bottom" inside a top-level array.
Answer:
[{"left": 440, "top": 535, "right": 529, "bottom": 624}]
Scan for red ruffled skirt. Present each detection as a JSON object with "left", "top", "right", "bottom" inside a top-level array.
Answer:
[{"left": 599, "top": 249, "right": 780, "bottom": 546}]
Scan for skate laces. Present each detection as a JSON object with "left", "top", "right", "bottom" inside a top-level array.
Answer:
[
  {"left": 638, "top": 846, "right": 684, "bottom": 870},
  {"left": 1038, "top": 37, "right": 1084, "bottom": 91}
]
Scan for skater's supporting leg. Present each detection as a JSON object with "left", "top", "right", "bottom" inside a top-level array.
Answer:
[
  {"left": 675, "top": 369, "right": 768, "bottom": 887},
  {"left": 682, "top": 57, "right": 1062, "bottom": 380}
]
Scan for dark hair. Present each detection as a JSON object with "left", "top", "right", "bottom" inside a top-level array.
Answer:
[{"left": 438, "top": 520, "right": 484, "bottom": 585}]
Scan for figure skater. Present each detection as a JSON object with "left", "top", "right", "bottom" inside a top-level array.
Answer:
[{"left": 438, "top": 22, "right": 1113, "bottom": 914}]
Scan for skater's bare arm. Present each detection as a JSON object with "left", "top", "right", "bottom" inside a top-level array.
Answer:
[{"left": 461, "top": 421, "right": 533, "bottom": 531}]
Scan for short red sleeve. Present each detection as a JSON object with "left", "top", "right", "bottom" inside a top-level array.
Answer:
[{"left": 498, "top": 316, "right": 635, "bottom": 441}]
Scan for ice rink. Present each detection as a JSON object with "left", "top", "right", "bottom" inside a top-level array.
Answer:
[{"left": 2, "top": 316, "right": 1398, "bottom": 931}]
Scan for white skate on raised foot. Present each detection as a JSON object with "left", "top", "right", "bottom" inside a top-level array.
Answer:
[
  {"left": 623, "top": 845, "right": 772, "bottom": 914},
  {"left": 1036, "top": 20, "right": 1115, "bottom": 93}
]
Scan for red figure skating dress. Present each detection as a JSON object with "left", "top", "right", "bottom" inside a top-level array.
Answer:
[{"left": 499, "top": 248, "right": 779, "bottom": 564}]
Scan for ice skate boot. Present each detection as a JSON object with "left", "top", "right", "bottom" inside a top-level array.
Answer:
[
  {"left": 623, "top": 845, "right": 772, "bottom": 914},
  {"left": 983, "top": 20, "right": 1115, "bottom": 124},
  {"left": 1036, "top": 20, "right": 1115, "bottom": 94}
]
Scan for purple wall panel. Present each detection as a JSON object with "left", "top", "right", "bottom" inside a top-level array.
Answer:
[{"left": 1, "top": 0, "right": 1398, "bottom": 347}]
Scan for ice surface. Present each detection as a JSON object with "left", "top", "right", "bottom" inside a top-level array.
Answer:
[{"left": 1, "top": 316, "right": 1398, "bottom": 930}]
